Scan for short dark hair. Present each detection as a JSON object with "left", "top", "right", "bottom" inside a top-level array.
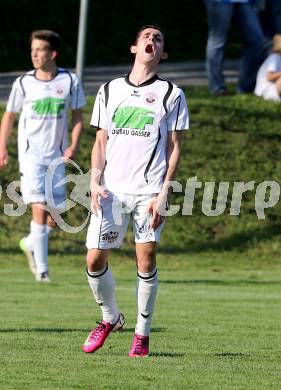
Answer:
[
  {"left": 133, "top": 25, "right": 165, "bottom": 46},
  {"left": 30, "top": 30, "right": 61, "bottom": 52}
]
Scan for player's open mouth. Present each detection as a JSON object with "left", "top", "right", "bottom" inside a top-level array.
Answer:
[{"left": 145, "top": 44, "right": 153, "bottom": 54}]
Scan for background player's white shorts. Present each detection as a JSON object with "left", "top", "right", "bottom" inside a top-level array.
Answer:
[
  {"left": 262, "top": 84, "right": 281, "bottom": 102},
  {"left": 86, "top": 192, "right": 165, "bottom": 249},
  {"left": 20, "top": 160, "right": 66, "bottom": 208}
]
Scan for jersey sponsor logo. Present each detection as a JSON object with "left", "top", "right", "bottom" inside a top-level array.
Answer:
[
  {"left": 111, "top": 128, "right": 151, "bottom": 137},
  {"left": 32, "top": 97, "right": 65, "bottom": 116},
  {"left": 112, "top": 106, "right": 154, "bottom": 130},
  {"left": 144, "top": 92, "right": 158, "bottom": 105}
]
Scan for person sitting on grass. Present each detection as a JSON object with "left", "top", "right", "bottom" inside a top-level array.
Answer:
[{"left": 255, "top": 33, "right": 281, "bottom": 102}]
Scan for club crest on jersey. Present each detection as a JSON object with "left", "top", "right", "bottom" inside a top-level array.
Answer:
[
  {"left": 56, "top": 85, "right": 64, "bottom": 95},
  {"left": 144, "top": 92, "right": 158, "bottom": 105}
]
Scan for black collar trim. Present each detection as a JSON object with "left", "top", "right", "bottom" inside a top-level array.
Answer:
[
  {"left": 125, "top": 73, "right": 159, "bottom": 87},
  {"left": 33, "top": 68, "right": 59, "bottom": 82}
]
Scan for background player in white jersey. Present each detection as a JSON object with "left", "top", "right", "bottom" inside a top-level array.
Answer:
[
  {"left": 0, "top": 30, "right": 86, "bottom": 282},
  {"left": 83, "top": 25, "right": 189, "bottom": 357}
]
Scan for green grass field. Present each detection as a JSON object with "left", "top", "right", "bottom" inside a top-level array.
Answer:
[
  {"left": 1, "top": 86, "right": 281, "bottom": 389},
  {"left": 1, "top": 253, "right": 281, "bottom": 389}
]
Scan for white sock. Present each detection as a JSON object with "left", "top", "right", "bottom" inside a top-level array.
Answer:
[
  {"left": 24, "top": 232, "right": 33, "bottom": 251},
  {"left": 24, "top": 223, "right": 53, "bottom": 251},
  {"left": 135, "top": 268, "right": 158, "bottom": 336},
  {"left": 87, "top": 265, "right": 119, "bottom": 324},
  {"left": 30, "top": 221, "right": 48, "bottom": 274}
]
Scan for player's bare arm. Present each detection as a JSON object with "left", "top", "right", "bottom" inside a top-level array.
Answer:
[
  {"left": 267, "top": 71, "right": 281, "bottom": 82},
  {"left": 148, "top": 130, "right": 183, "bottom": 230},
  {"left": 90, "top": 128, "right": 108, "bottom": 214},
  {"left": 63, "top": 109, "right": 83, "bottom": 160},
  {"left": 0, "top": 111, "right": 16, "bottom": 169}
]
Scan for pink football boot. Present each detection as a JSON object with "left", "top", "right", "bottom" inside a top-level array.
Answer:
[
  {"left": 128, "top": 334, "right": 149, "bottom": 357},
  {"left": 83, "top": 313, "right": 125, "bottom": 353}
]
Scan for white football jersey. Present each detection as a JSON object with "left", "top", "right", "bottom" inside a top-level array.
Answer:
[
  {"left": 7, "top": 68, "right": 86, "bottom": 164},
  {"left": 90, "top": 74, "right": 189, "bottom": 194}
]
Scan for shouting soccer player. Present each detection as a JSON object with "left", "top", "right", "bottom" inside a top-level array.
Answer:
[
  {"left": 0, "top": 30, "right": 86, "bottom": 282},
  {"left": 83, "top": 25, "right": 189, "bottom": 357}
]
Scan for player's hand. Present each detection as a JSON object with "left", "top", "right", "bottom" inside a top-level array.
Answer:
[
  {"left": 0, "top": 147, "right": 8, "bottom": 169},
  {"left": 90, "top": 183, "right": 108, "bottom": 215},
  {"left": 147, "top": 193, "right": 166, "bottom": 230},
  {"left": 63, "top": 146, "right": 77, "bottom": 161}
]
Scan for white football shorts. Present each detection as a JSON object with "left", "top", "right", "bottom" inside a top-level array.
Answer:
[
  {"left": 20, "top": 160, "right": 66, "bottom": 208},
  {"left": 86, "top": 192, "right": 165, "bottom": 249}
]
